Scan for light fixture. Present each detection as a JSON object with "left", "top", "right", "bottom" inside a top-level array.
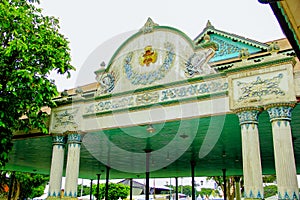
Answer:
[
  {"left": 146, "top": 124, "right": 156, "bottom": 133},
  {"left": 179, "top": 133, "right": 188, "bottom": 139}
]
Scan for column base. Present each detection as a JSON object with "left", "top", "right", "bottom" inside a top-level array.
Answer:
[
  {"left": 46, "top": 197, "right": 63, "bottom": 200},
  {"left": 47, "top": 196, "right": 78, "bottom": 200}
]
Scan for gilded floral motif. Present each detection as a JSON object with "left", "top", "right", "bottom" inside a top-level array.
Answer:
[{"left": 123, "top": 42, "right": 175, "bottom": 85}]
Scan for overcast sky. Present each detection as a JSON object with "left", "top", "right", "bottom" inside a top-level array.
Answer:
[{"left": 40, "top": 0, "right": 285, "bottom": 91}]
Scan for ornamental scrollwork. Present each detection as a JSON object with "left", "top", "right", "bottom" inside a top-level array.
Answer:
[
  {"left": 96, "top": 72, "right": 117, "bottom": 94},
  {"left": 211, "top": 37, "right": 242, "bottom": 58},
  {"left": 136, "top": 92, "right": 159, "bottom": 105},
  {"left": 237, "top": 73, "right": 285, "bottom": 102},
  {"left": 123, "top": 42, "right": 175, "bottom": 85},
  {"left": 185, "top": 49, "right": 216, "bottom": 77},
  {"left": 52, "top": 109, "right": 79, "bottom": 132}
]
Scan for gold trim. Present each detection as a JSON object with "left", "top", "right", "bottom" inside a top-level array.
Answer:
[
  {"left": 264, "top": 102, "right": 296, "bottom": 110},
  {"left": 233, "top": 106, "right": 263, "bottom": 114}
]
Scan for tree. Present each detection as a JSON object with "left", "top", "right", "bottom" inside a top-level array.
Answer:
[
  {"left": 208, "top": 176, "right": 237, "bottom": 200},
  {"left": 0, "top": 0, "right": 74, "bottom": 167},
  {"left": 198, "top": 188, "right": 214, "bottom": 197},
  {"left": 0, "top": 171, "right": 49, "bottom": 200},
  {"left": 92, "top": 183, "right": 130, "bottom": 200}
]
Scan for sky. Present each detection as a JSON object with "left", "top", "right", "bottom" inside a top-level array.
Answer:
[{"left": 39, "top": 0, "right": 286, "bottom": 91}]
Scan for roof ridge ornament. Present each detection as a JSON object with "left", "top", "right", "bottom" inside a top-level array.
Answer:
[
  {"left": 206, "top": 20, "right": 214, "bottom": 29},
  {"left": 268, "top": 42, "right": 280, "bottom": 55},
  {"left": 140, "top": 17, "right": 159, "bottom": 34}
]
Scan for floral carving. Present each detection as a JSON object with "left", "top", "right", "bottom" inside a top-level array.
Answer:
[
  {"left": 237, "top": 73, "right": 285, "bottom": 101},
  {"left": 84, "top": 79, "right": 228, "bottom": 115},
  {"left": 136, "top": 92, "right": 159, "bottom": 105},
  {"left": 52, "top": 109, "right": 79, "bottom": 131}
]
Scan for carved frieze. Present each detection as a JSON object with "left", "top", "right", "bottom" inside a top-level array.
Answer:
[
  {"left": 228, "top": 64, "right": 296, "bottom": 110},
  {"left": 50, "top": 107, "right": 82, "bottom": 134},
  {"left": 84, "top": 78, "right": 228, "bottom": 116}
]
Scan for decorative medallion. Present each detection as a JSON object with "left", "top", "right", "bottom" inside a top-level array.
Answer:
[
  {"left": 139, "top": 46, "right": 157, "bottom": 66},
  {"left": 124, "top": 42, "right": 175, "bottom": 85}
]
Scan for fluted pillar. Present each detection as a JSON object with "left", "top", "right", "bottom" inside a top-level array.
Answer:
[
  {"left": 64, "top": 132, "right": 82, "bottom": 199},
  {"left": 48, "top": 134, "right": 65, "bottom": 199},
  {"left": 236, "top": 108, "right": 263, "bottom": 199},
  {"left": 266, "top": 104, "right": 299, "bottom": 200}
]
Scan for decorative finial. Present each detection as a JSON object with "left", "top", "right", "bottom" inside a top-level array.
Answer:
[
  {"left": 140, "top": 17, "right": 159, "bottom": 34},
  {"left": 268, "top": 42, "right": 280, "bottom": 55},
  {"left": 206, "top": 20, "right": 214, "bottom": 29},
  {"left": 100, "top": 61, "right": 106, "bottom": 68},
  {"left": 239, "top": 48, "right": 250, "bottom": 60}
]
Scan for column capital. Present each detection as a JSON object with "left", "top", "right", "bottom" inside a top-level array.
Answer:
[
  {"left": 66, "top": 132, "right": 83, "bottom": 144},
  {"left": 265, "top": 103, "right": 296, "bottom": 122},
  {"left": 51, "top": 134, "right": 66, "bottom": 146},
  {"left": 235, "top": 107, "right": 262, "bottom": 125}
]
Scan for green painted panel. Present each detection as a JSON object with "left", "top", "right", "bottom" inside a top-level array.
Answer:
[{"left": 209, "top": 34, "right": 262, "bottom": 62}]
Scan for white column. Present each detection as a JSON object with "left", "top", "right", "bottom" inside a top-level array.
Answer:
[
  {"left": 64, "top": 132, "right": 82, "bottom": 198},
  {"left": 266, "top": 104, "right": 299, "bottom": 200},
  {"left": 237, "top": 109, "right": 263, "bottom": 199},
  {"left": 48, "top": 134, "right": 65, "bottom": 198}
]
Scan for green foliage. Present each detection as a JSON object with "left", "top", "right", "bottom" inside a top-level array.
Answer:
[
  {"left": 198, "top": 188, "right": 215, "bottom": 197},
  {"left": 77, "top": 184, "right": 91, "bottom": 197},
  {"left": 0, "top": 0, "right": 74, "bottom": 167},
  {"left": 180, "top": 185, "right": 193, "bottom": 197},
  {"left": 0, "top": 171, "right": 9, "bottom": 198},
  {"left": 0, "top": 171, "right": 49, "bottom": 199},
  {"left": 263, "top": 175, "right": 276, "bottom": 183},
  {"left": 264, "top": 185, "right": 277, "bottom": 198},
  {"left": 16, "top": 172, "right": 49, "bottom": 199},
  {"left": 92, "top": 183, "right": 130, "bottom": 200}
]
